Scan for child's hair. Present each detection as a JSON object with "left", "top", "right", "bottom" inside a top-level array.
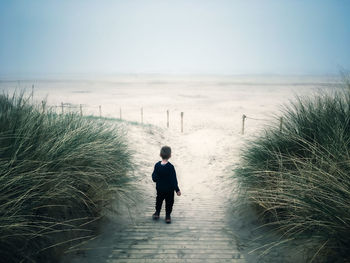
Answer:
[{"left": 160, "top": 146, "right": 171, "bottom": 159}]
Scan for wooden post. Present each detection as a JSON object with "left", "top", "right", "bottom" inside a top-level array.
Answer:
[
  {"left": 167, "top": 110, "right": 169, "bottom": 128},
  {"left": 80, "top": 104, "right": 83, "bottom": 116},
  {"left": 279, "top": 117, "right": 283, "bottom": 132},
  {"left": 41, "top": 101, "right": 45, "bottom": 113},
  {"left": 99, "top": 105, "right": 102, "bottom": 118},
  {"left": 61, "top": 102, "right": 64, "bottom": 114},
  {"left": 141, "top": 107, "right": 143, "bottom": 124},
  {"left": 181, "top": 112, "right": 184, "bottom": 133},
  {"left": 241, "top": 114, "right": 246, "bottom": 135},
  {"left": 120, "top": 107, "right": 122, "bottom": 120}
]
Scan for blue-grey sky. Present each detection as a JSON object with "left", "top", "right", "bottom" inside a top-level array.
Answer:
[{"left": 0, "top": 0, "right": 350, "bottom": 77}]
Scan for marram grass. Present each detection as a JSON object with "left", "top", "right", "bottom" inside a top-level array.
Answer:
[
  {"left": 0, "top": 93, "right": 135, "bottom": 262},
  {"left": 236, "top": 83, "right": 350, "bottom": 262}
]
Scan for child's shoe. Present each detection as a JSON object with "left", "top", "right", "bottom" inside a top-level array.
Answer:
[
  {"left": 165, "top": 214, "right": 171, "bottom": 224},
  {"left": 152, "top": 212, "right": 160, "bottom": 220}
]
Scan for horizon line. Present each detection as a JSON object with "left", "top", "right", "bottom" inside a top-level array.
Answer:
[{"left": 0, "top": 71, "right": 344, "bottom": 81}]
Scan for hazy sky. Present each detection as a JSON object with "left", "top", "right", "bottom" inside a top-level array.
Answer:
[{"left": 1, "top": 0, "right": 350, "bottom": 77}]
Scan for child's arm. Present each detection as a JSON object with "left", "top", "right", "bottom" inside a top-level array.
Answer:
[
  {"left": 172, "top": 166, "right": 180, "bottom": 195},
  {"left": 152, "top": 164, "right": 158, "bottom": 182}
]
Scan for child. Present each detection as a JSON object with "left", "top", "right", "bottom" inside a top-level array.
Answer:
[{"left": 152, "top": 146, "right": 181, "bottom": 224}]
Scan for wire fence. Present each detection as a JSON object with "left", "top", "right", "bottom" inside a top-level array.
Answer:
[
  {"left": 241, "top": 114, "right": 283, "bottom": 135},
  {"left": 39, "top": 101, "right": 186, "bottom": 133},
  {"left": 44, "top": 102, "right": 282, "bottom": 135},
  {"left": 30, "top": 85, "right": 281, "bottom": 135},
  {"left": 39, "top": 101, "right": 283, "bottom": 135}
]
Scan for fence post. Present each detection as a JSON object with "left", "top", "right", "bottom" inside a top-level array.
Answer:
[
  {"left": 279, "top": 117, "right": 283, "bottom": 132},
  {"left": 80, "top": 104, "right": 83, "bottom": 116},
  {"left": 241, "top": 114, "right": 246, "bottom": 135},
  {"left": 120, "top": 107, "right": 122, "bottom": 120},
  {"left": 181, "top": 112, "right": 184, "bottom": 133},
  {"left": 167, "top": 110, "right": 169, "bottom": 128},
  {"left": 41, "top": 101, "right": 45, "bottom": 113},
  {"left": 61, "top": 102, "right": 64, "bottom": 114},
  {"left": 141, "top": 107, "right": 143, "bottom": 124},
  {"left": 99, "top": 105, "right": 102, "bottom": 118}
]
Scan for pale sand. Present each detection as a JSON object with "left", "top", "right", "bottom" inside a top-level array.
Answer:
[{"left": 0, "top": 75, "right": 341, "bottom": 262}]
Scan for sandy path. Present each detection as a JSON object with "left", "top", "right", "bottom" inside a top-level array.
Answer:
[{"left": 63, "top": 121, "right": 248, "bottom": 262}]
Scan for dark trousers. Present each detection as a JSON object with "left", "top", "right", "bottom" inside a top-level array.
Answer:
[{"left": 155, "top": 190, "right": 174, "bottom": 215}]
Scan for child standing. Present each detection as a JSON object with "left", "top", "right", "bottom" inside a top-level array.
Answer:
[{"left": 152, "top": 146, "right": 181, "bottom": 224}]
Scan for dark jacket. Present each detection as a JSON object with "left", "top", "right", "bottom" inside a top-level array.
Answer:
[{"left": 152, "top": 161, "right": 180, "bottom": 193}]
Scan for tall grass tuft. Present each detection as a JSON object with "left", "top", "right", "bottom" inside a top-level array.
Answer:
[
  {"left": 236, "top": 83, "right": 350, "bottom": 261},
  {"left": 0, "top": 93, "right": 135, "bottom": 262}
]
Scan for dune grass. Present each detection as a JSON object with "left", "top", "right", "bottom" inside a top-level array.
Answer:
[
  {"left": 236, "top": 83, "right": 350, "bottom": 261},
  {"left": 0, "top": 93, "right": 135, "bottom": 262}
]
